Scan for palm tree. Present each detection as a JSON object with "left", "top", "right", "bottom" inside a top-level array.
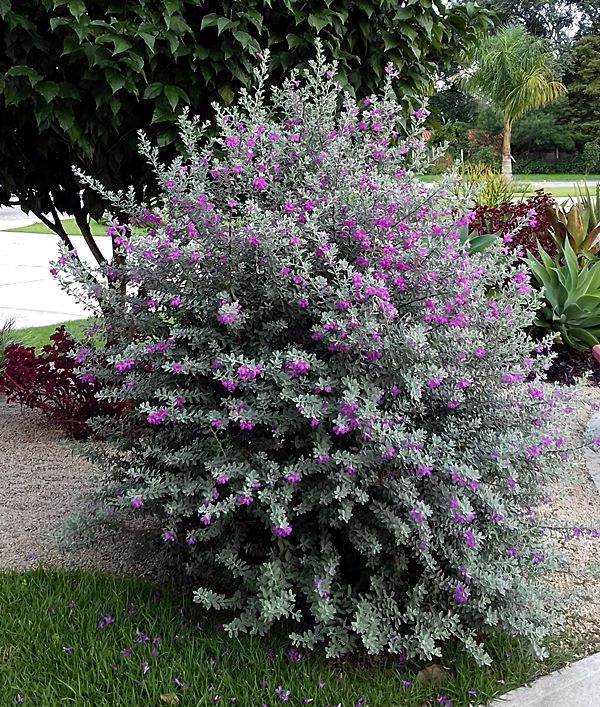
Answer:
[{"left": 461, "top": 25, "right": 565, "bottom": 181}]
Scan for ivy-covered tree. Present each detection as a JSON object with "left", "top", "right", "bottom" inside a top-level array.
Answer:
[
  {"left": 559, "top": 35, "right": 600, "bottom": 147},
  {"left": 0, "top": 0, "right": 491, "bottom": 263}
]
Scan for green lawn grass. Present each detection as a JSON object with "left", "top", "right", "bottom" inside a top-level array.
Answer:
[
  {"left": 3, "top": 218, "right": 108, "bottom": 237},
  {"left": 511, "top": 184, "right": 582, "bottom": 199},
  {"left": 13, "top": 319, "right": 90, "bottom": 350},
  {"left": 513, "top": 173, "right": 600, "bottom": 182},
  {"left": 0, "top": 568, "right": 574, "bottom": 707}
]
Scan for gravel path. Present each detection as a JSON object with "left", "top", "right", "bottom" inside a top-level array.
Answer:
[
  {"left": 1, "top": 388, "right": 600, "bottom": 653},
  {"left": 0, "top": 398, "right": 166, "bottom": 580}
]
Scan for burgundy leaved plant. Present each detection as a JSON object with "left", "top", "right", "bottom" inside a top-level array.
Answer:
[
  {"left": 470, "top": 190, "right": 556, "bottom": 256},
  {"left": 0, "top": 326, "right": 121, "bottom": 438}
]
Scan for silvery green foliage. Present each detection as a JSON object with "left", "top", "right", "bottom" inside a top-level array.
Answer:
[{"left": 56, "top": 48, "right": 573, "bottom": 664}]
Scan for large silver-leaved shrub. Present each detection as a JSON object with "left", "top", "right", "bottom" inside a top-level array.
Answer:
[{"left": 57, "top": 49, "right": 572, "bottom": 664}]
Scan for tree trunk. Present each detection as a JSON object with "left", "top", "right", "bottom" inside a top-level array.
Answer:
[
  {"left": 502, "top": 118, "right": 512, "bottom": 182},
  {"left": 32, "top": 209, "right": 76, "bottom": 253},
  {"left": 73, "top": 209, "right": 107, "bottom": 266}
]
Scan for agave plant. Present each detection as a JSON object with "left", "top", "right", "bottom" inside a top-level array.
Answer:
[
  {"left": 526, "top": 240, "right": 600, "bottom": 350},
  {"left": 545, "top": 190, "right": 600, "bottom": 262},
  {"left": 457, "top": 224, "right": 499, "bottom": 255}
]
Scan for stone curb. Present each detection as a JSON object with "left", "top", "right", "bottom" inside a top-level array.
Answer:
[
  {"left": 488, "top": 652, "right": 600, "bottom": 706},
  {"left": 585, "top": 411, "right": 600, "bottom": 495}
]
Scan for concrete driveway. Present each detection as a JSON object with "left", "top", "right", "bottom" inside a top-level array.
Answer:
[{"left": 0, "top": 226, "right": 112, "bottom": 329}]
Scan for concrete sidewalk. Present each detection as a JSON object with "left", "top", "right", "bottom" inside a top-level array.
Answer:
[
  {"left": 0, "top": 230, "right": 111, "bottom": 328},
  {"left": 489, "top": 652, "right": 600, "bottom": 706}
]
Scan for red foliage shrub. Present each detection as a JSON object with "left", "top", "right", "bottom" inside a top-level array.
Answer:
[
  {"left": 0, "top": 326, "right": 120, "bottom": 438},
  {"left": 470, "top": 190, "right": 557, "bottom": 257}
]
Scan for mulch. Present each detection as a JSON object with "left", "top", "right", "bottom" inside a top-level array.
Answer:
[{"left": 545, "top": 345, "right": 600, "bottom": 386}]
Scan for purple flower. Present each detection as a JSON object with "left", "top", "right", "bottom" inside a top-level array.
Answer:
[
  {"left": 285, "top": 359, "right": 311, "bottom": 378},
  {"left": 463, "top": 530, "right": 477, "bottom": 548},
  {"left": 528, "top": 385, "right": 544, "bottom": 400},
  {"left": 63, "top": 646, "right": 73, "bottom": 656},
  {"left": 253, "top": 176, "right": 268, "bottom": 190},
  {"left": 272, "top": 525, "right": 292, "bottom": 538},
  {"left": 173, "top": 677, "right": 188, "bottom": 689},
  {"left": 285, "top": 473, "right": 303, "bottom": 484},
  {"left": 121, "top": 647, "right": 133, "bottom": 657},
  {"left": 15, "top": 696, "right": 24, "bottom": 705},
  {"left": 453, "top": 582, "right": 469, "bottom": 604},
  {"left": 163, "top": 530, "right": 175, "bottom": 542},
  {"left": 239, "top": 419, "right": 256, "bottom": 430},
  {"left": 221, "top": 379, "right": 237, "bottom": 392},
  {"left": 114, "top": 358, "right": 135, "bottom": 372},
  {"left": 236, "top": 495, "right": 253, "bottom": 506},
  {"left": 297, "top": 297, "right": 309, "bottom": 308},
  {"left": 130, "top": 496, "right": 143, "bottom": 509},
  {"left": 409, "top": 510, "right": 424, "bottom": 523},
  {"left": 237, "top": 364, "right": 262, "bottom": 381},
  {"left": 216, "top": 474, "right": 230, "bottom": 485},
  {"left": 142, "top": 661, "right": 150, "bottom": 675},
  {"left": 79, "top": 372, "right": 96, "bottom": 384},
  {"left": 415, "top": 465, "right": 432, "bottom": 478},
  {"left": 147, "top": 407, "right": 169, "bottom": 426}
]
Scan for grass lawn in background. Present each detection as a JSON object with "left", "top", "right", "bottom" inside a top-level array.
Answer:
[
  {"left": 1, "top": 219, "right": 108, "bottom": 237},
  {"left": 511, "top": 185, "right": 585, "bottom": 199},
  {"left": 0, "top": 568, "right": 576, "bottom": 707},
  {"left": 14, "top": 319, "right": 90, "bottom": 350}
]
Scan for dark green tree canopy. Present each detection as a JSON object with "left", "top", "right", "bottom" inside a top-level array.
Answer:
[
  {"left": 477, "top": 0, "right": 582, "bottom": 45},
  {"left": 0, "top": 0, "right": 491, "bottom": 260}
]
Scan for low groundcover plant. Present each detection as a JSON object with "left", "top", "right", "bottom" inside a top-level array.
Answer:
[{"left": 55, "top": 47, "right": 574, "bottom": 664}]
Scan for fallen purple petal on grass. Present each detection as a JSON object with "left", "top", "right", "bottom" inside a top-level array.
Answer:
[
  {"left": 142, "top": 661, "right": 150, "bottom": 675},
  {"left": 15, "top": 695, "right": 24, "bottom": 705},
  {"left": 63, "top": 646, "right": 73, "bottom": 656},
  {"left": 275, "top": 686, "right": 291, "bottom": 702},
  {"left": 286, "top": 647, "right": 304, "bottom": 662},
  {"left": 120, "top": 648, "right": 132, "bottom": 657},
  {"left": 173, "top": 677, "right": 188, "bottom": 690}
]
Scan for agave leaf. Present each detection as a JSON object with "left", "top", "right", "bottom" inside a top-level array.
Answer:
[
  {"left": 537, "top": 244, "right": 558, "bottom": 272},
  {"left": 575, "top": 260, "right": 600, "bottom": 293},
  {"left": 469, "top": 233, "right": 497, "bottom": 254},
  {"left": 563, "top": 239, "right": 580, "bottom": 292},
  {"left": 526, "top": 253, "right": 555, "bottom": 290},
  {"left": 571, "top": 294, "right": 600, "bottom": 313},
  {"left": 561, "top": 326, "right": 599, "bottom": 350}
]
